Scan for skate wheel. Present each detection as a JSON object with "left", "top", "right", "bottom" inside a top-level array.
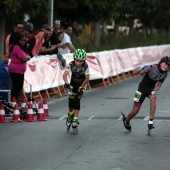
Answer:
[
  {"left": 67, "top": 126, "right": 70, "bottom": 131},
  {"left": 67, "top": 123, "right": 71, "bottom": 131},
  {"left": 73, "top": 127, "right": 78, "bottom": 134},
  {"left": 148, "top": 129, "right": 151, "bottom": 136}
]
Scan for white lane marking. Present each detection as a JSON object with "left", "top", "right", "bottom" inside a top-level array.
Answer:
[
  {"left": 144, "top": 116, "right": 149, "bottom": 120},
  {"left": 59, "top": 115, "right": 67, "bottom": 120},
  {"left": 118, "top": 116, "right": 123, "bottom": 120},
  {"left": 157, "top": 111, "right": 170, "bottom": 113},
  {"left": 88, "top": 115, "right": 95, "bottom": 120}
]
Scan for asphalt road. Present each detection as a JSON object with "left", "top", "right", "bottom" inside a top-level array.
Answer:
[{"left": 1, "top": 73, "right": 170, "bottom": 170}]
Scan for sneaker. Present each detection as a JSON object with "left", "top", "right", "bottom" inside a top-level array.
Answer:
[
  {"left": 122, "top": 115, "right": 131, "bottom": 131},
  {"left": 148, "top": 120, "right": 154, "bottom": 129},
  {"left": 72, "top": 119, "right": 79, "bottom": 128}
]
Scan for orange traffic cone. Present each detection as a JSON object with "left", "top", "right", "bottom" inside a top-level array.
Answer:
[
  {"left": 20, "top": 98, "right": 27, "bottom": 112},
  {"left": 43, "top": 99, "right": 51, "bottom": 116},
  {"left": 10, "top": 104, "right": 23, "bottom": 122},
  {"left": 36, "top": 103, "right": 47, "bottom": 121},
  {"left": 25, "top": 103, "right": 36, "bottom": 122},
  {"left": 0, "top": 104, "right": 8, "bottom": 123},
  {"left": 11, "top": 97, "right": 17, "bottom": 107}
]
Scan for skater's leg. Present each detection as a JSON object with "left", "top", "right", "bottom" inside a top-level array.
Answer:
[
  {"left": 122, "top": 102, "right": 141, "bottom": 131},
  {"left": 149, "top": 95, "right": 157, "bottom": 120},
  {"left": 126, "top": 102, "right": 141, "bottom": 123},
  {"left": 72, "top": 95, "right": 80, "bottom": 127},
  {"left": 148, "top": 95, "right": 157, "bottom": 129},
  {"left": 67, "top": 95, "right": 74, "bottom": 122}
]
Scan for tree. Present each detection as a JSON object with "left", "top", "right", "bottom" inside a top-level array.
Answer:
[
  {"left": 53, "top": 0, "right": 117, "bottom": 46},
  {"left": 0, "top": 0, "right": 48, "bottom": 58}
]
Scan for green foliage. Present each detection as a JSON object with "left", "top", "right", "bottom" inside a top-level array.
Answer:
[
  {"left": 0, "top": 0, "right": 48, "bottom": 20},
  {"left": 74, "top": 31, "right": 170, "bottom": 52}
]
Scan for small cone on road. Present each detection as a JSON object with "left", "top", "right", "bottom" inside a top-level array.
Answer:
[
  {"left": 10, "top": 104, "right": 23, "bottom": 122},
  {"left": 11, "top": 97, "right": 17, "bottom": 107},
  {"left": 36, "top": 103, "right": 47, "bottom": 121},
  {"left": 25, "top": 103, "right": 36, "bottom": 122},
  {"left": 43, "top": 99, "right": 51, "bottom": 116},
  {"left": 0, "top": 104, "right": 8, "bottom": 123}
]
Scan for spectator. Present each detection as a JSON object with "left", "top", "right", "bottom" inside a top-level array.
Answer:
[
  {"left": 0, "top": 58, "right": 12, "bottom": 90},
  {"left": 50, "top": 20, "right": 61, "bottom": 54},
  {"left": 5, "top": 22, "right": 24, "bottom": 56},
  {"left": 8, "top": 35, "right": 30, "bottom": 101},
  {"left": 30, "top": 24, "right": 52, "bottom": 56},
  {"left": 41, "top": 31, "right": 66, "bottom": 55},
  {"left": 58, "top": 25, "right": 76, "bottom": 54}
]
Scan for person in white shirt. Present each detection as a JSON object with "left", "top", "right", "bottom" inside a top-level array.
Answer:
[{"left": 58, "top": 26, "right": 75, "bottom": 54}]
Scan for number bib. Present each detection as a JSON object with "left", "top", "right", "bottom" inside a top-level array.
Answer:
[{"left": 134, "top": 91, "right": 142, "bottom": 102}]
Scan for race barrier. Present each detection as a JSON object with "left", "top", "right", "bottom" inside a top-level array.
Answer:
[{"left": 23, "top": 45, "right": 170, "bottom": 99}]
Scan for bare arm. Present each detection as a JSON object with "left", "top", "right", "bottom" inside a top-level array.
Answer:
[
  {"left": 36, "top": 32, "right": 45, "bottom": 55},
  {"left": 133, "top": 66, "right": 151, "bottom": 76},
  {"left": 133, "top": 67, "right": 142, "bottom": 75},
  {"left": 66, "top": 43, "right": 75, "bottom": 53},
  {"left": 153, "top": 82, "right": 162, "bottom": 91},
  {"left": 41, "top": 45, "right": 57, "bottom": 53},
  {"left": 21, "top": 56, "right": 30, "bottom": 62},
  {"left": 63, "top": 71, "right": 70, "bottom": 84}
]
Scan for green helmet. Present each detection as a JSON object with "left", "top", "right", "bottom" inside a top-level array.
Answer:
[{"left": 73, "top": 49, "right": 87, "bottom": 60}]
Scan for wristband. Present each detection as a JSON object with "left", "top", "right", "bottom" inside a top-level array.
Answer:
[
  {"left": 151, "top": 90, "right": 157, "bottom": 95},
  {"left": 141, "top": 69, "right": 146, "bottom": 74}
]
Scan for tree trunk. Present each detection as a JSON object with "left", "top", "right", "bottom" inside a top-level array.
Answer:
[
  {"left": 94, "top": 22, "right": 101, "bottom": 47},
  {"left": 0, "top": 15, "right": 5, "bottom": 59}
]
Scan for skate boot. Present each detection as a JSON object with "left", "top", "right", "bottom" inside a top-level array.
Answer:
[
  {"left": 121, "top": 111, "right": 131, "bottom": 131},
  {"left": 72, "top": 118, "right": 79, "bottom": 134},
  {"left": 148, "top": 120, "right": 154, "bottom": 129},
  {"left": 66, "top": 113, "right": 73, "bottom": 131},
  {"left": 148, "top": 120, "right": 154, "bottom": 135}
]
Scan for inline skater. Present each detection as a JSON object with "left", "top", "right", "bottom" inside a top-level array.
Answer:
[
  {"left": 63, "top": 49, "right": 90, "bottom": 133},
  {"left": 122, "top": 56, "right": 170, "bottom": 132}
]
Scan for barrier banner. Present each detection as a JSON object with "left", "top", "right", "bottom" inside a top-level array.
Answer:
[
  {"left": 23, "top": 45, "right": 170, "bottom": 93},
  {"left": 96, "top": 51, "right": 114, "bottom": 79}
]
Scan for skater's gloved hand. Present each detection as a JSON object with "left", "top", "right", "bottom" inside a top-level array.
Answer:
[
  {"left": 64, "top": 83, "right": 70, "bottom": 90},
  {"left": 77, "top": 87, "right": 85, "bottom": 96},
  {"left": 142, "top": 65, "right": 150, "bottom": 70},
  {"left": 141, "top": 65, "right": 150, "bottom": 74}
]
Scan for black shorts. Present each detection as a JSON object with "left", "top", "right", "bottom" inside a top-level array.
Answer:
[{"left": 136, "top": 87, "right": 152, "bottom": 104}]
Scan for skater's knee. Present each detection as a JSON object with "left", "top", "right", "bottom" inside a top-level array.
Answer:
[
  {"left": 131, "top": 110, "right": 139, "bottom": 115},
  {"left": 131, "top": 107, "right": 140, "bottom": 115},
  {"left": 150, "top": 96, "right": 157, "bottom": 103}
]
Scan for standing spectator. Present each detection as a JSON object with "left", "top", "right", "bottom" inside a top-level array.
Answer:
[
  {"left": 8, "top": 35, "right": 30, "bottom": 101},
  {"left": 58, "top": 26, "right": 76, "bottom": 54},
  {"left": 30, "top": 24, "right": 51, "bottom": 56},
  {"left": 0, "top": 58, "right": 12, "bottom": 90},
  {"left": 5, "top": 22, "right": 24, "bottom": 56},
  {"left": 50, "top": 20, "right": 61, "bottom": 54},
  {"left": 41, "top": 31, "right": 66, "bottom": 55}
]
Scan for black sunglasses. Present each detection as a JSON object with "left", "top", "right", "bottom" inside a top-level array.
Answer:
[{"left": 17, "top": 27, "right": 24, "bottom": 29}]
